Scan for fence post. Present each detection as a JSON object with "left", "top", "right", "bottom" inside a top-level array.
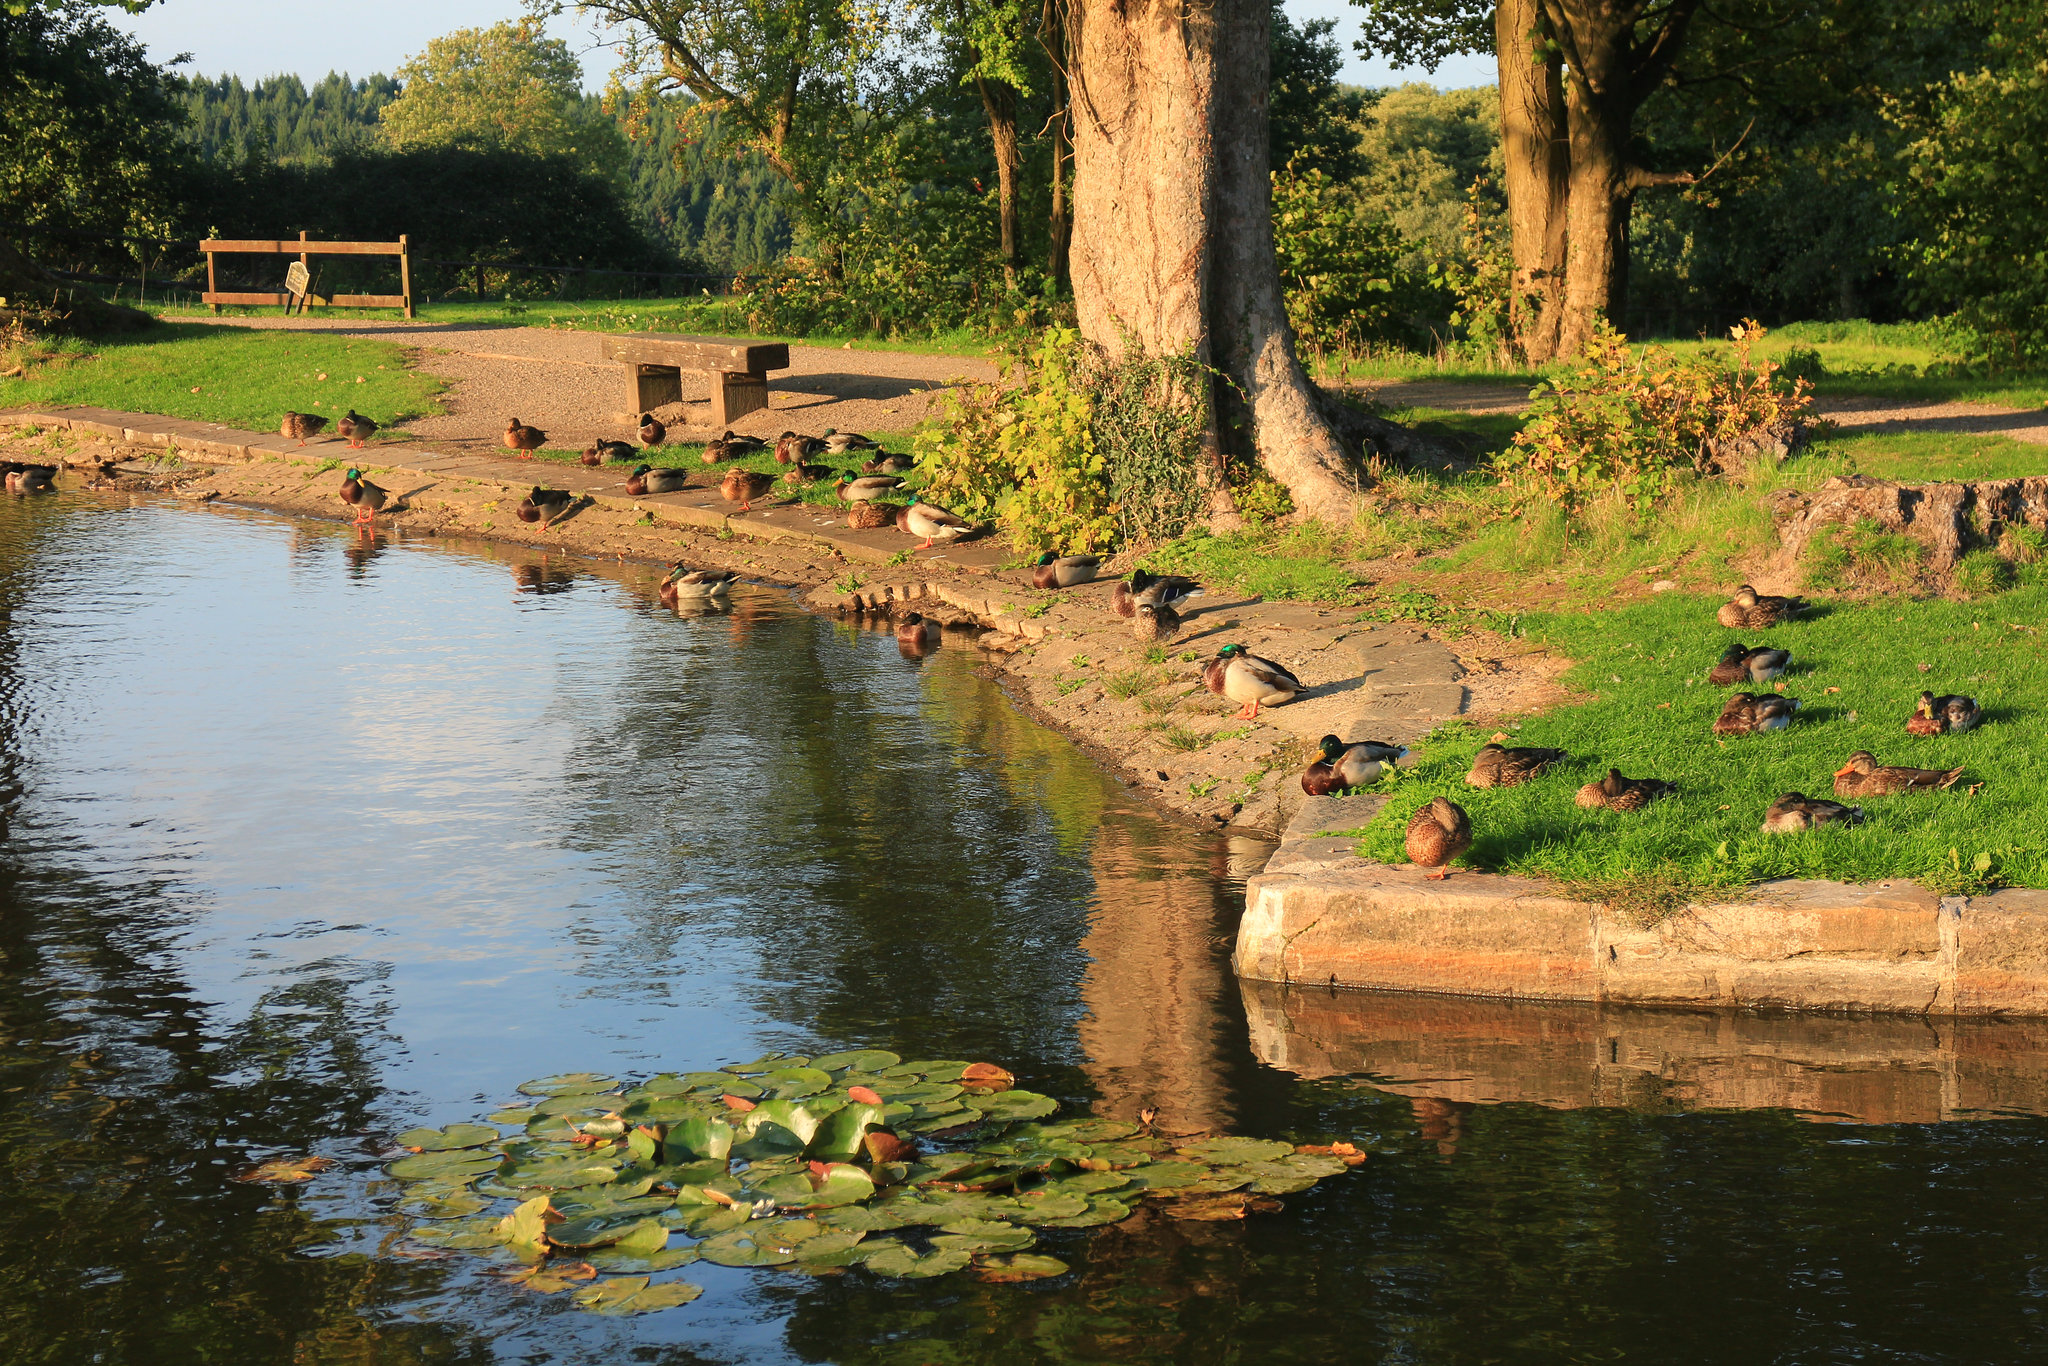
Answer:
[
  {"left": 400, "top": 235, "right": 414, "bottom": 319},
  {"left": 206, "top": 247, "right": 219, "bottom": 316}
]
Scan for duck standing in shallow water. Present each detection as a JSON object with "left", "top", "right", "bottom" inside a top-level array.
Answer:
[
  {"left": 1203, "top": 644, "right": 1301, "bottom": 719},
  {"left": 1465, "top": 742, "right": 1567, "bottom": 788},
  {"left": 659, "top": 563, "right": 737, "bottom": 604},
  {"left": 895, "top": 612, "right": 938, "bottom": 647},
  {"left": 1707, "top": 643, "right": 1791, "bottom": 686},
  {"left": 504, "top": 418, "right": 547, "bottom": 459},
  {"left": 1716, "top": 584, "right": 1807, "bottom": 629},
  {"left": 1574, "top": 768, "right": 1677, "bottom": 811},
  {"left": 1032, "top": 552, "right": 1100, "bottom": 589},
  {"left": 1762, "top": 792, "right": 1865, "bottom": 832},
  {"left": 1832, "top": 750, "right": 1964, "bottom": 797},
  {"left": 1302, "top": 736, "right": 1407, "bottom": 795},
  {"left": 6, "top": 463, "right": 56, "bottom": 493},
  {"left": 1405, "top": 797, "right": 1473, "bottom": 880}
]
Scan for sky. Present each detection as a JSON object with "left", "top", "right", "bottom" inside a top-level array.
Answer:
[{"left": 109, "top": 0, "right": 1495, "bottom": 92}]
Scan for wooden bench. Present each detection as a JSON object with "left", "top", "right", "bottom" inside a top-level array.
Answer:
[{"left": 599, "top": 334, "right": 791, "bottom": 429}]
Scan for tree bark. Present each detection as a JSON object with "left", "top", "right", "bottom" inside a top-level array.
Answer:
[
  {"left": 1069, "top": 0, "right": 1361, "bottom": 523},
  {"left": 1495, "top": 0, "right": 1569, "bottom": 362},
  {"left": 972, "top": 73, "right": 1024, "bottom": 290}
]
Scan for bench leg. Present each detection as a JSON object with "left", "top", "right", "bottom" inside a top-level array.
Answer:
[
  {"left": 710, "top": 370, "right": 769, "bottom": 427},
  {"left": 626, "top": 364, "right": 683, "bottom": 425}
]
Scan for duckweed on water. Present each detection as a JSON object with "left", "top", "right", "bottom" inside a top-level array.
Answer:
[{"left": 386, "top": 1052, "right": 1365, "bottom": 1315}]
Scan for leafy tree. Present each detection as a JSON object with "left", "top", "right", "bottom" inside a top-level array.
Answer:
[
  {"left": 1270, "top": 1, "right": 1366, "bottom": 180},
  {"left": 179, "top": 73, "right": 397, "bottom": 166},
  {"left": 381, "top": 20, "right": 626, "bottom": 175}
]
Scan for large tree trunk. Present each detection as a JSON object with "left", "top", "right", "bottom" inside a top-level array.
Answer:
[
  {"left": 1042, "top": 0, "right": 1073, "bottom": 292},
  {"left": 1069, "top": 0, "right": 1360, "bottom": 523},
  {"left": 1496, "top": 0, "right": 1569, "bottom": 362},
  {"left": 1556, "top": 48, "right": 1633, "bottom": 356},
  {"left": 973, "top": 74, "right": 1024, "bottom": 290}
]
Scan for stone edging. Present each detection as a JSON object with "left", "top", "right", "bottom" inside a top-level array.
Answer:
[{"left": 1236, "top": 795, "right": 2048, "bottom": 1018}]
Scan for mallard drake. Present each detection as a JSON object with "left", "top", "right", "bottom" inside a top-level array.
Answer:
[
  {"left": 775, "top": 432, "right": 822, "bottom": 464},
  {"left": 721, "top": 468, "right": 775, "bottom": 511},
  {"left": 625, "top": 463, "right": 690, "bottom": 496},
  {"left": 338, "top": 466, "right": 391, "bottom": 525},
  {"left": 1032, "top": 552, "right": 1100, "bottom": 589},
  {"left": 1111, "top": 568, "right": 1202, "bottom": 619},
  {"left": 582, "top": 438, "right": 635, "bottom": 467},
  {"left": 1574, "top": 768, "right": 1678, "bottom": 811},
  {"left": 518, "top": 485, "right": 575, "bottom": 525},
  {"left": 638, "top": 413, "right": 667, "bottom": 448},
  {"left": 863, "top": 452, "right": 916, "bottom": 474},
  {"left": 784, "top": 461, "right": 833, "bottom": 485},
  {"left": 1832, "top": 750, "right": 1964, "bottom": 797},
  {"left": 1405, "top": 797, "right": 1473, "bottom": 880},
  {"left": 1133, "top": 601, "right": 1180, "bottom": 643},
  {"left": 897, "top": 501, "right": 973, "bottom": 549},
  {"left": 336, "top": 409, "right": 378, "bottom": 450},
  {"left": 1708, "top": 643, "right": 1791, "bottom": 686},
  {"left": 281, "top": 411, "right": 328, "bottom": 446},
  {"left": 1465, "top": 742, "right": 1567, "bottom": 788},
  {"left": 1762, "top": 792, "right": 1865, "bottom": 833},
  {"left": 720, "top": 430, "right": 767, "bottom": 453},
  {"left": 1203, "top": 644, "right": 1302, "bottom": 719},
  {"left": 837, "top": 474, "right": 904, "bottom": 503},
  {"left": 504, "top": 418, "right": 547, "bottom": 458},
  {"left": 1713, "top": 692, "right": 1800, "bottom": 735},
  {"left": 847, "top": 501, "right": 893, "bottom": 531},
  {"left": 1907, "top": 690, "right": 1981, "bottom": 735},
  {"left": 1302, "top": 735, "right": 1407, "bottom": 796},
  {"left": 1716, "top": 584, "right": 1808, "bottom": 629},
  {"left": 896, "top": 611, "right": 937, "bottom": 646},
  {"left": 659, "top": 563, "right": 737, "bottom": 602},
  {"left": 823, "top": 428, "right": 878, "bottom": 453},
  {"left": 6, "top": 463, "right": 56, "bottom": 493}
]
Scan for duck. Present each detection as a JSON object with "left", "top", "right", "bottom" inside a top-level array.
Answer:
[
  {"left": 336, "top": 410, "right": 378, "bottom": 450},
  {"left": 1302, "top": 736, "right": 1408, "bottom": 796},
  {"left": 837, "top": 474, "right": 904, "bottom": 503},
  {"left": 338, "top": 466, "right": 391, "bottom": 525},
  {"left": 582, "top": 438, "right": 636, "bottom": 467},
  {"left": 783, "top": 462, "right": 833, "bottom": 485},
  {"left": 1133, "top": 601, "right": 1180, "bottom": 643},
  {"left": 1032, "top": 552, "right": 1101, "bottom": 590},
  {"left": 1574, "top": 768, "right": 1678, "bottom": 811},
  {"left": 6, "top": 463, "right": 56, "bottom": 493},
  {"left": 721, "top": 468, "right": 775, "bottom": 512},
  {"left": 1203, "top": 644, "right": 1302, "bottom": 719},
  {"left": 625, "top": 464, "right": 690, "bottom": 496},
  {"left": 847, "top": 501, "right": 894, "bottom": 531},
  {"left": 503, "top": 418, "right": 547, "bottom": 459},
  {"left": 1707, "top": 643, "right": 1791, "bottom": 686},
  {"left": 895, "top": 612, "right": 938, "bottom": 647},
  {"left": 518, "top": 486, "right": 575, "bottom": 525},
  {"left": 720, "top": 430, "right": 768, "bottom": 454},
  {"left": 823, "top": 428, "right": 878, "bottom": 453},
  {"left": 1906, "top": 690, "right": 1981, "bottom": 735},
  {"left": 701, "top": 436, "right": 744, "bottom": 465},
  {"left": 1832, "top": 750, "right": 1964, "bottom": 798},
  {"left": 1404, "top": 797, "right": 1473, "bottom": 880},
  {"left": 280, "top": 411, "right": 328, "bottom": 446},
  {"left": 638, "top": 413, "right": 667, "bottom": 448},
  {"left": 863, "top": 452, "right": 916, "bottom": 474},
  {"left": 1716, "top": 584, "right": 1808, "bottom": 629},
  {"left": 897, "top": 501, "right": 973, "bottom": 549},
  {"left": 1111, "top": 569, "right": 1202, "bottom": 619},
  {"left": 659, "top": 563, "right": 738, "bottom": 603},
  {"left": 1712, "top": 692, "right": 1800, "bottom": 735},
  {"left": 1762, "top": 792, "right": 1865, "bottom": 833},
  {"left": 1465, "top": 742, "right": 1567, "bottom": 788},
  {"left": 776, "top": 432, "right": 823, "bottom": 464}
]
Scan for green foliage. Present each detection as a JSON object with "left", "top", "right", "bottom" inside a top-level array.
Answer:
[
  {"left": 1498, "top": 321, "right": 1815, "bottom": 513},
  {"left": 1273, "top": 159, "right": 1428, "bottom": 355},
  {"left": 1802, "top": 517, "right": 1926, "bottom": 593},
  {"left": 382, "top": 20, "right": 626, "bottom": 174},
  {"left": 1270, "top": 1, "right": 1367, "bottom": 182},
  {"left": 1089, "top": 348, "right": 1210, "bottom": 548},
  {"left": 1348, "top": 83, "right": 1503, "bottom": 276},
  {"left": 178, "top": 72, "right": 396, "bottom": 165}
]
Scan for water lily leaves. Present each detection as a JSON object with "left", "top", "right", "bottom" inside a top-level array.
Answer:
[
  {"left": 890, "top": 1060, "right": 971, "bottom": 1082},
  {"left": 665, "top": 1117, "right": 734, "bottom": 1162},
  {"left": 671, "top": 1203, "right": 752, "bottom": 1237},
  {"left": 976, "top": 1253, "right": 1070, "bottom": 1282},
  {"left": 502, "top": 1260, "right": 597, "bottom": 1294},
  {"left": 932, "top": 1219, "right": 1036, "bottom": 1252},
  {"left": 730, "top": 1100, "right": 819, "bottom": 1159},
  {"left": 973, "top": 1091, "right": 1060, "bottom": 1123},
  {"left": 532, "top": 1092, "right": 617, "bottom": 1117},
  {"left": 621, "top": 1096, "right": 711, "bottom": 1126},
  {"left": 763, "top": 1066, "right": 833, "bottom": 1098},
  {"left": 865, "top": 1244, "right": 972, "bottom": 1279},
  {"left": 807, "top": 1101, "right": 885, "bottom": 1162},
  {"left": 1049, "top": 1170, "right": 1130, "bottom": 1195},
  {"left": 906, "top": 1104, "right": 985, "bottom": 1135},
  {"left": 723, "top": 1054, "right": 807, "bottom": 1075},
  {"left": 238, "top": 1155, "right": 335, "bottom": 1184},
  {"left": 549, "top": 1214, "right": 665, "bottom": 1249},
  {"left": 1005, "top": 1190, "right": 1091, "bottom": 1225},
  {"left": 878, "top": 1190, "right": 1012, "bottom": 1226},
  {"left": 810, "top": 1049, "right": 900, "bottom": 1074},
  {"left": 813, "top": 1203, "right": 918, "bottom": 1233},
  {"left": 747, "top": 1171, "right": 816, "bottom": 1206},
  {"left": 588, "top": 1245, "right": 701, "bottom": 1273},
  {"left": 389, "top": 1150, "right": 502, "bottom": 1182},
  {"left": 497, "top": 1158, "right": 619, "bottom": 1190},
  {"left": 519, "top": 1073, "right": 617, "bottom": 1097},
  {"left": 399, "top": 1189, "right": 493, "bottom": 1220},
  {"left": 1175, "top": 1137, "right": 1294, "bottom": 1165},
  {"left": 792, "top": 1230, "right": 879, "bottom": 1269},
  {"left": 1034, "top": 1196, "right": 1132, "bottom": 1229},
  {"left": 495, "top": 1195, "right": 556, "bottom": 1247},
  {"left": 488, "top": 1107, "right": 537, "bottom": 1126},
  {"left": 570, "top": 1274, "right": 703, "bottom": 1315},
  {"left": 878, "top": 1080, "right": 964, "bottom": 1103},
  {"left": 397, "top": 1124, "right": 503, "bottom": 1152},
  {"left": 1117, "top": 1161, "right": 1210, "bottom": 1192},
  {"left": 697, "top": 1219, "right": 821, "bottom": 1267},
  {"left": 410, "top": 1217, "right": 505, "bottom": 1250},
  {"left": 805, "top": 1162, "right": 877, "bottom": 1208}
]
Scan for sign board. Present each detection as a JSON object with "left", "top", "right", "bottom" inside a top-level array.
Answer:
[{"left": 284, "top": 261, "right": 310, "bottom": 297}]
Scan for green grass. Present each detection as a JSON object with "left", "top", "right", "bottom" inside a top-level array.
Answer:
[
  {"left": 1825, "top": 429, "right": 2048, "bottom": 482},
  {"left": 2, "top": 321, "right": 442, "bottom": 434},
  {"left": 1352, "top": 588, "right": 2048, "bottom": 899}
]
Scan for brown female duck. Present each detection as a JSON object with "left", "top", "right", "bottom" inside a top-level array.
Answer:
[
  {"left": 1832, "top": 751, "right": 1964, "bottom": 797},
  {"left": 1762, "top": 792, "right": 1865, "bottom": 833},
  {"left": 1465, "top": 742, "right": 1567, "bottom": 788},
  {"left": 1708, "top": 643, "right": 1791, "bottom": 686},
  {"left": 721, "top": 468, "right": 775, "bottom": 512},
  {"left": 1405, "top": 797, "right": 1473, "bottom": 880},
  {"left": 1111, "top": 569, "right": 1202, "bottom": 619},
  {"left": 503, "top": 418, "right": 547, "bottom": 458},
  {"left": 895, "top": 612, "right": 937, "bottom": 647},
  {"left": 280, "top": 411, "right": 328, "bottom": 446},
  {"left": 1716, "top": 584, "right": 1808, "bottom": 629},
  {"left": 1574, "top": 768, "right": 1678, "bottom": 811},
  {"left": 1713, "top": 692, "right": 1800, "bottom": 735},
  {"left": 1132, "top": 601, "right": 1180, "bottom": 643},
  {"left": 847, "top": 501, "right": 893, "bottom": 530},
  {"left": 1906, "top": 691, "right": 1981, "bottom": 735}
]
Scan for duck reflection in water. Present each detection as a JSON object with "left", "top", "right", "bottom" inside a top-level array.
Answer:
[
  {"left": 896, "top": 611, "right": 939, "bottom": 660},
  {"left": 1411, "top": 1096, "right": 1474, "bottom": 1159},
  {"left": 513, "top": 559, "right": 575, "bottom": 595},
  {"left": 342, "top": 533, "right": 387, "bottom": 578}
]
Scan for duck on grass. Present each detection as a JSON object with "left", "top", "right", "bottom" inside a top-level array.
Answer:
[{"left": 1346, "top": 586, "right": 2048, "bottom": 904}]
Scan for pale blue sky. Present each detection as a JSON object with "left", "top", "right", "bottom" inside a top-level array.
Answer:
[{"left": 111, "top": 0, "right": 1495, "bottom": 91}]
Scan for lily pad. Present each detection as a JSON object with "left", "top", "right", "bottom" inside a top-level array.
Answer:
[
  {"left": 1035, "top": 1196, "right": 1133, "bottom": 1229},
  {"left": 398, "top": 1190, "right": 493, "bottom": 1220},
  {"left": 620, "top": 1096, "right": 711, "bottom": 1126},
  {"left": 763, "top": 1066, "right": 834, "bottom": 1098},
  {"left": 865, "top": 1244, "right": 972, "bottom": 1279},
  {"left": 570, "top": 1274, "right": 703, "bottom": 1315},
  {"left": 1117, "top": 1161, "right": 1210, "bottom": 1192},
  {"left": 976, "top": 1253, "right": 1071, "bottom": 1282},
  {"left": 723, "top": 1054, "right": 807, "bottom": 1075},
  {"left": 410, "top": 1218, "right": 504, "bottom": 1250},
  {"left": 397, "top": 1123, "right": 503, "bottom": 1151},
  {"left": 389, "top": 1150, "right": 503, "bottom": 1182},
  {"left": 494, "top": 1195, "right": 554, "bottom": 1246},
  {"left": 932, "top": 1219, "right": 1036, "bottom": 1252},
  {"left": 487, "top": 1107, "right": 538, "bottom": 1126},
  {"left": 502, "top": 1260, "right": 597, "bottom": 1294},
  {"left": 807, "top": 1101, "right": 885, "bottom": 1162},
  {"left": 806, "top": 1162, "right": 877, "bottom": 1208},
  {"left": 519, "top": 1073, "right": 618, "bottom": 1097},
  {"left": 810, "top": 1049, "right": 901, "bottom": 1073},
  {"left": 497, "top": 1158, "right": 619, "bottom": 1190},
  {"left": 906, "top": 1104, "right": 986, "bottom": 1135},
  {"left": 1004, "top": 1190, "right": 1091, "bottom": 1225},
  {"left": 813, "top": 1204, "right": 919, "bottom": 1233},
  {"left": 697, "top": 1219, "right": 821, "bottom": 1267},
  {"left": 1047, "top": 1170, "right": 1131, "bottom": 1195},
  {"left": 1175, "top": 1137, "right": 1294, "bottom": 1165},
  {"left": 666, "top": 1117, "right": 735, "bottom": 1162},
  {"left": 532, "top": 1092, "right": 618, "bottom": 1117},
  {"left": 974, "top": 1090, "right": 1060, "bottom": 1123},
  {"left": 549, "top": 1214, "right": 664, "bottom": 1249},
  {"left": 588, "top": 1245, "right": 701, "bottom": 1273},
  {"left": 671, "top": 1203, "right": 753, "bottom": 1236}
]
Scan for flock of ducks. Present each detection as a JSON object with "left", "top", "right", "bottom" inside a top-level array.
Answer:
[{"left": 1389, "top": 583, "right": 1984, "bottom": 879}]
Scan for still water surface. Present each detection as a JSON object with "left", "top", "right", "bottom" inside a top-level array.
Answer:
[{"left": 2, "top": 492, "right": 2046, "bottom": 1364}]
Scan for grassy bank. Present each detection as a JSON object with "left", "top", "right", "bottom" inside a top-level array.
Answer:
[
  {"left": 522, "top": 429, "right": 933, "bottom": 514},
  {"left": 2, "top": 321, "right": 443, "bottom": 433},
  {"left": 1350, "top": 587, "right": 2048, "bottom": 902}
]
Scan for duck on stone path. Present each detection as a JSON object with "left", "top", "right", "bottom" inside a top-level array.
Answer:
[
  {"left": 1112, "top": 568, "right": 1201, "bottom": 619},
  {"left": 1203, "top": 644, "right": 1301, "bottom": 720},
  {"left": 336, "top": 410, "right": 378, "bottom": 450},
  {"left": 1033, "top": 553, "right": 1100, "bottom": 590},
  {"left": 504, "top": 418, "right": 547, "bottom": 459},
  {"left": 518, "top": 486, "right": 575, "bottom": 525},
  {"left": 626, "top": 464, "right": 691, "bottom": 496},
  {"left": 1405, "top": 797, "right": 1473, "bottom": 880},
  {"left": 897, "top": 501, "right": 973, "bottom": 549},
  {"left": 837, "top": 474, "right": 904, "bottom": 503},
  {"left": 847, "top": 501, "right": 894, "bottom": 531},
  {"left": 281, "top": 412, "right": 328, "bottom": 446},
  {"left": 721, "top": 468, "right": 775, "bottom": 512}
]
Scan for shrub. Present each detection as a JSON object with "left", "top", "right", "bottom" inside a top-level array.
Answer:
[
  {"left": 1496, "top": 320, "right": 1815, "bottom": 514},
  {"left": 1272, "top": 157, "right": 1432, "bottom": 358}
]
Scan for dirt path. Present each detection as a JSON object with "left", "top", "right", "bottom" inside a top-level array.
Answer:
[
  {"left": 1363, "top": 378, "right": 2048, "bottom": 445},
  {"left": 180, "top": 316, "right": 999, "bottom": 451}
]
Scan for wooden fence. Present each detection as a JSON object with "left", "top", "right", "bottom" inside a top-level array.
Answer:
[{"left": 201, "top": 231, "right": 414, "bottom": 317}]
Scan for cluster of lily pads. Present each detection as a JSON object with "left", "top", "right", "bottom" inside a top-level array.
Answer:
[{"left": 387, "top": 1050, "right": 1364, "bottom": 1315}]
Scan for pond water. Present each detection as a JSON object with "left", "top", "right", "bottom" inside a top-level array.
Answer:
[{"left": 3, "top": 491, "right": 2048, "bottom": 1364}]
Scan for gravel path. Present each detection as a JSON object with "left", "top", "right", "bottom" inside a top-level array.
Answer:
[{"left": 182, "top": 316, "right": 999, "bottom": 452}]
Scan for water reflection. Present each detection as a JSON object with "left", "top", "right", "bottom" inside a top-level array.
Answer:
[{"left": 1243, "top": 978, "right": 2048, "bottom": 1123}]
